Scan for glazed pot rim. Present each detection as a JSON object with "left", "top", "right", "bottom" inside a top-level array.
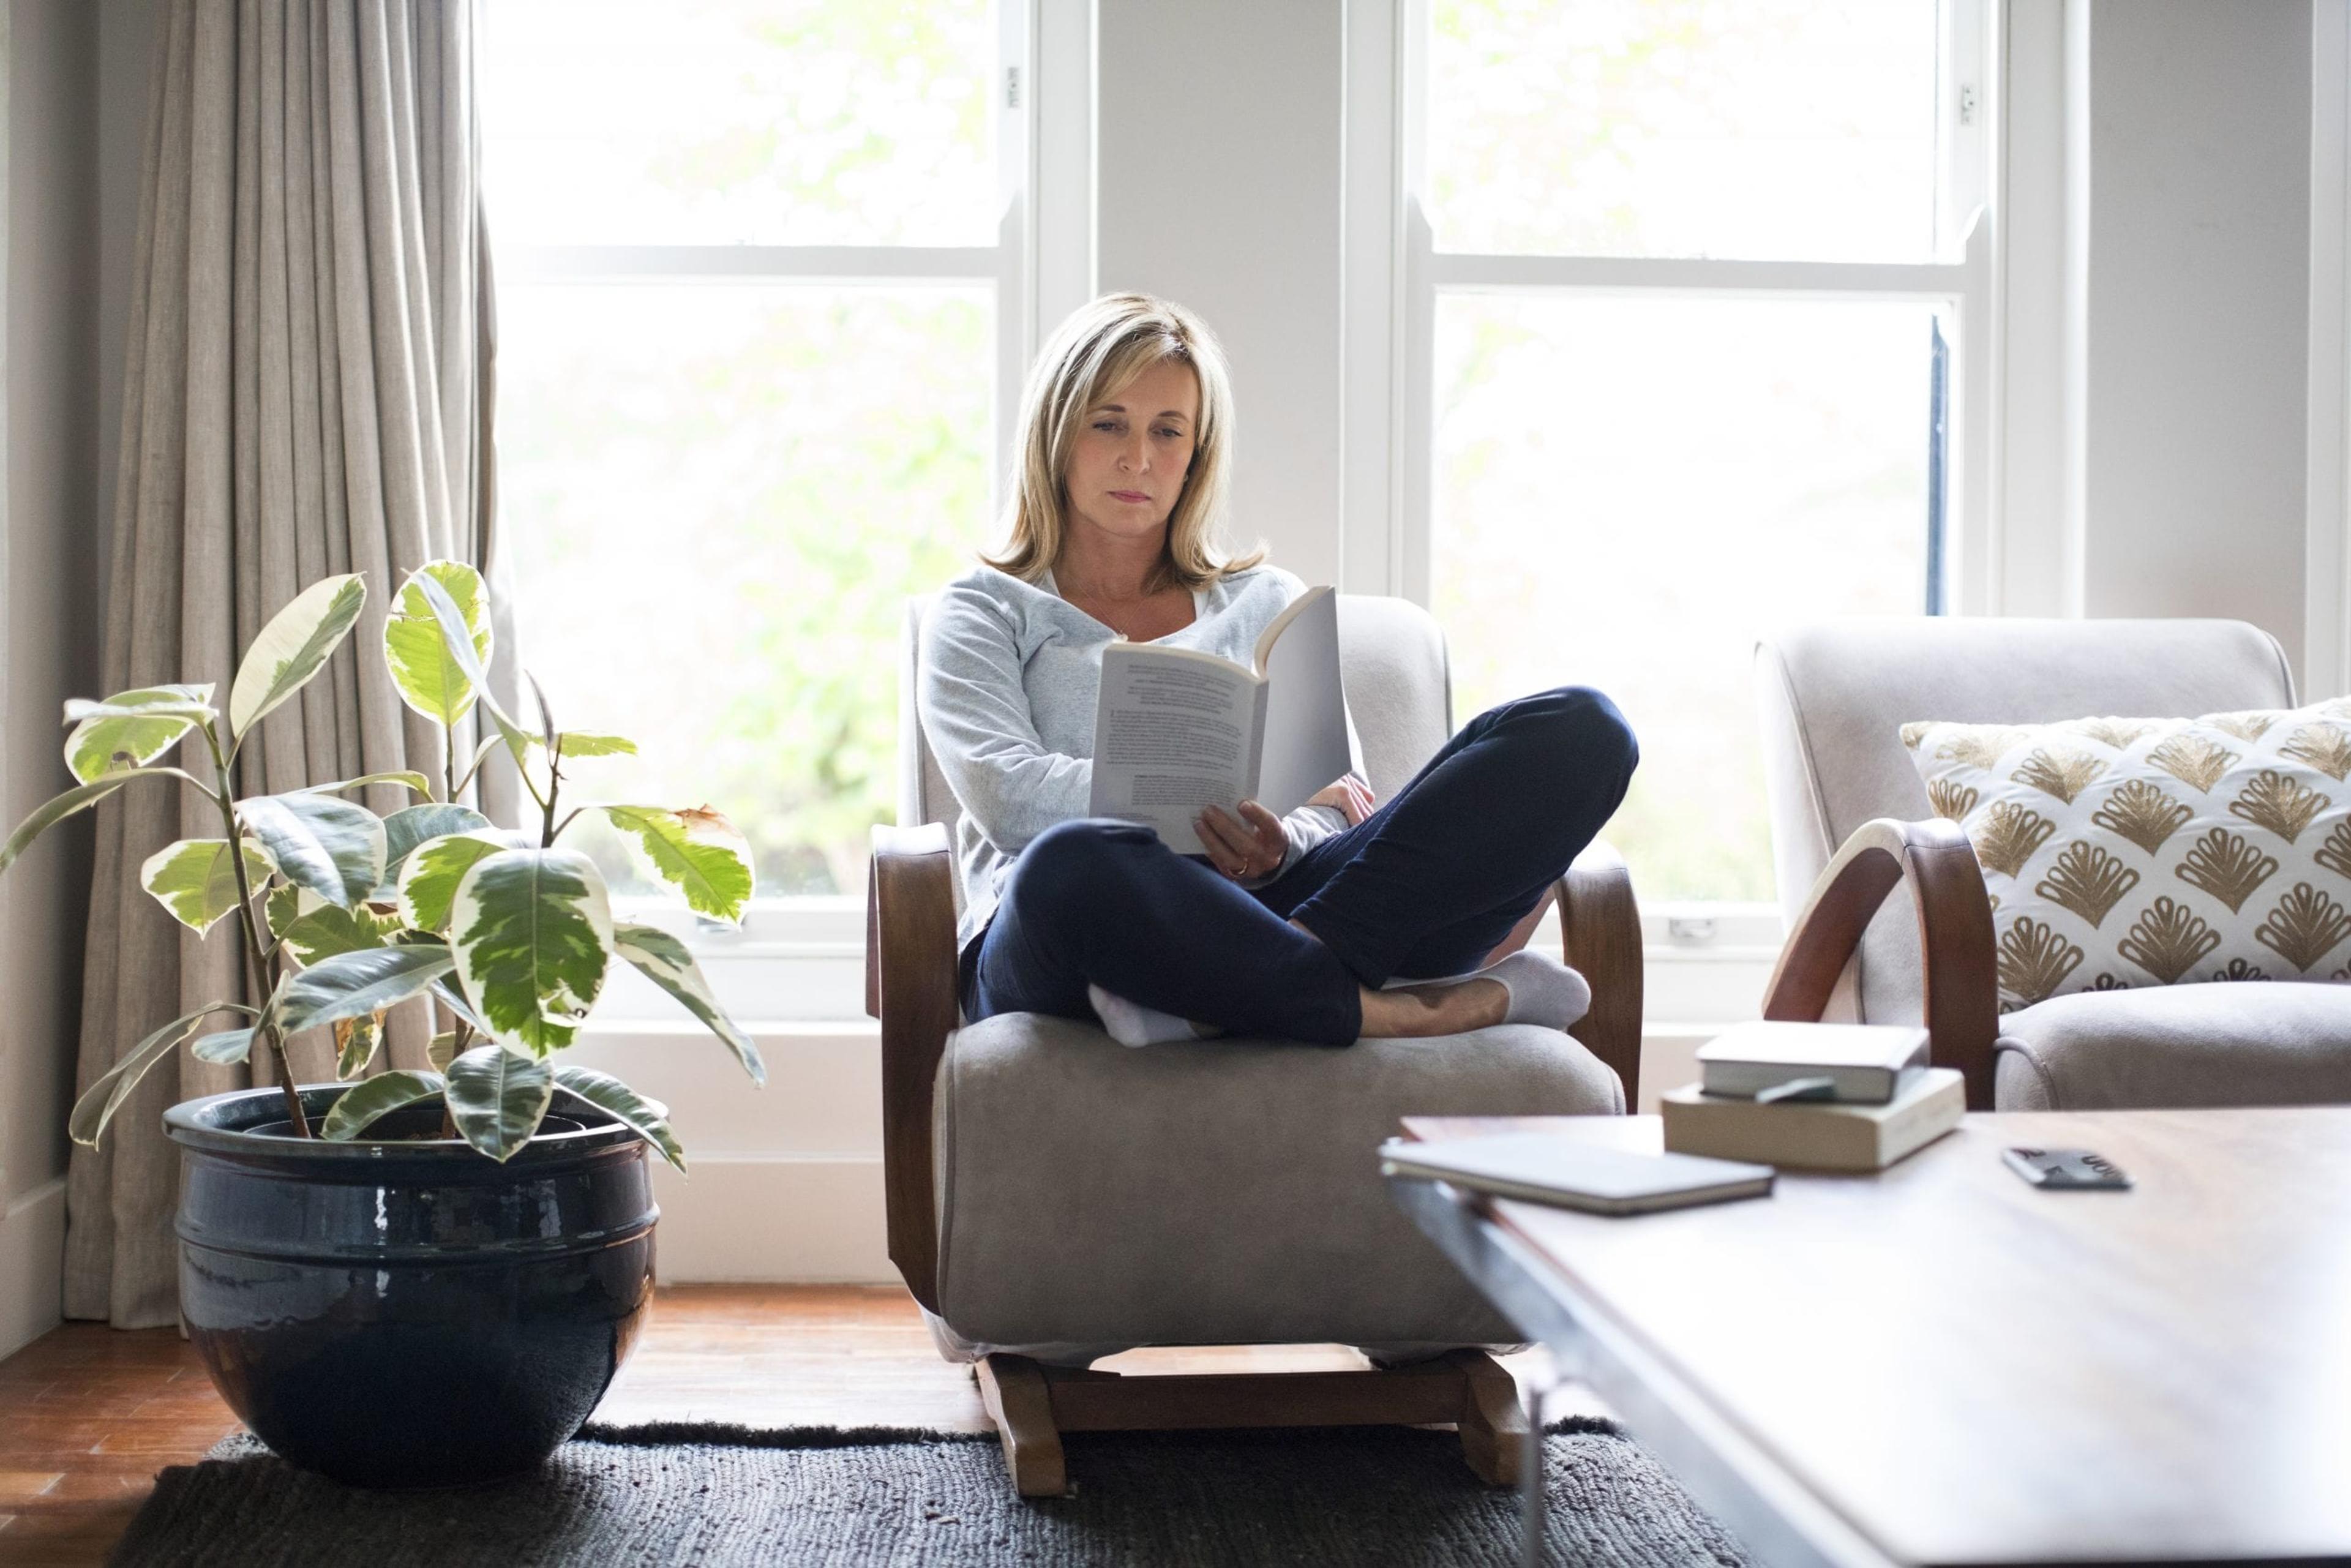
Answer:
[{"left": 165, "top": 1083, "right": 660, "bottom": 1162}]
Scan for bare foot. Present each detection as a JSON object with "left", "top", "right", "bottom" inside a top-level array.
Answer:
[
  {"left": 1357, "top": 977, "right": 1507, "bottom": 1038},
  {"left": 1297, "top": 918, "right": 1513, "bottom": 1037}
]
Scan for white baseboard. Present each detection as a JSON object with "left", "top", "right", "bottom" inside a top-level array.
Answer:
[
  {"left": 646, "top": 1153, "right": 894, "bottom": 1284},
  {"left": 0, "top": 1178, "right": 66, "bottom": 1359}
]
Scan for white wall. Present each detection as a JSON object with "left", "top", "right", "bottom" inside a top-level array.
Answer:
[
  {"left": 1095, "top": 0, "right": 1346, "bottom": 587},
  {"left": 1, "top": 0, "right": 101, "bottom": 1361},
  {"left": 2077, "top": 0, "right": 2312, "bottom": 671}
]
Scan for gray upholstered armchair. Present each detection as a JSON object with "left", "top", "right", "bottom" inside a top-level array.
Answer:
[
  {"left": 866, "top": 593, "right": 1643, "bottom": 1495},
  {"left": 1753, "top": 617, "right": 2351, "bottom": 1112}
]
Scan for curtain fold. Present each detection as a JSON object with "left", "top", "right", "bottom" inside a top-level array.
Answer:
[{"left": 66, "top": 0, "right": 506, "bottom": 1328}]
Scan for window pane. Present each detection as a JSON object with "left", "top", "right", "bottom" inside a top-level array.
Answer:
[
  {"left": 498, "top": 284, "right": 993, "bottom": 895},
  {"left": 1428, "top": 0, "right": 1939, "bottom": 261},
  {"left": 1431, "top": 294, "right": 1937, "bottom": 901},
  {"left": 482, "top": 0, "right": 997, "bottom": 246}
]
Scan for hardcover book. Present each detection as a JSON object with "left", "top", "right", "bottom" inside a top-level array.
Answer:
[
  {"left": 1661, "top": 1067, "right": 1965, "bottom": 1172},
  {"left": 1696, "top": 1021, "right": 1931, "bottom": 1105}
]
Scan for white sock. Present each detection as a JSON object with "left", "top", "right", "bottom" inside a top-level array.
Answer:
[
  {"left": 1087, "top": 984, "right": 1223, "bottom": 1048},
  {"left": 1383, "top": 951, "right": 1592, "bottom": 1032}
]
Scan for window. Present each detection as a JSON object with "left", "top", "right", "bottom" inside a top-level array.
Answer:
[
  {"left": 1404, "top": 0, "right": 1991, "bottom": 907},
  {"left": 481, "top": 0, "right": 1018, "bottom": 922}
]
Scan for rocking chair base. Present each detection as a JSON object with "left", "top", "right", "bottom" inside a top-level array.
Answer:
[{"left": 973, "top": 1348, "right": 1529, "bottom": 1498}]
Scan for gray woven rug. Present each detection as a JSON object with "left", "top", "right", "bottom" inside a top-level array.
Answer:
[{"left": 110, "top": 1417, "right": 1750, "bottom": 1567}]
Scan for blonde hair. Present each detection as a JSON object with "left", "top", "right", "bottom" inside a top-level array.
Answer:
[{"left": 984, "top": 293, "right": 1263, "bottom": 593}]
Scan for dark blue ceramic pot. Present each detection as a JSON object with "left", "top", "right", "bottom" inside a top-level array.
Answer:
[{"left": 165, "top": 1085, "right": 658, "bottom": 1488}]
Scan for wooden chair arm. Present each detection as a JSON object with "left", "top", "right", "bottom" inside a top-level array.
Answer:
[
  {"left": 1557, "top": 838, "right": 1644, "bottom": 1109},
  {"left": 866, "top": 822, "right": 959, "bottom": 1313},
  {"left": 1760, "top": 817, "right": 2000, "bottom": 1109}
]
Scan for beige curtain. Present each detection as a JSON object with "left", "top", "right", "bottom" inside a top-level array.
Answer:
[{"left": 67, "top": 0, "right": 514, "bottom": 1327}]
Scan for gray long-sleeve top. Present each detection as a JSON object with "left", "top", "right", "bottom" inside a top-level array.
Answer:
[{"left": 917, "top": 562, "right": 1351, "bottom": 950}]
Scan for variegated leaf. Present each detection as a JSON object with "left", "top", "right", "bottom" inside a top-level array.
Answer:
[
  {"left": 555, "top": 731, "right": 636, "bottom": 759},
  {"left": 413, "top": 571, "right": 534, "bottom": 770},
  {"left": 1, "top": 770, "right": 186, "bottom": 878},
  {"left": 269, "top": 943, "right": 455, "bottom": 1036},
  {"left": 228, "top": 574, "right": 367, "bottom": 738},
  {"left": 298, "top": 771, "right": 433, "bottom": 800},
  {"left": 397, "top": 830, "right": 509, "bottom": 932},
  {"left": 381, "top": 803, "right": 494, "bottom": 890},
  {"left": 600, "top": 805, "right": 754, "bottom": 924},
  {"left": 322, "top": 1070, "right": 446, "bottom": 1142},
  {"left": 334, "top": 1010, "right": 386, "bottom": 1079},
  {"left": 62, "top": 685, "right": 216, "bottom": 784},
  {"left": 69, "top": 1003, "right": 249, "bottom": 1147},
  {"left": 238, "top": 792, "right": 385, "bottom": 909},
  {"left": 138, "top": 838, "right": 276, "bottom": 935},
  {"left": 612, "top": 922, "right": 765, "bottom": 1086},
  {"left": 190, "top": 1026, "right": 256, "bottom": 1065},
  {"left": 426, "top": 1030, "right": 461, "bottom": 1073},
  {"left": 271, "top": 896, "right": 405, "bottom": 966},
  {"left": 384, "top": 561, "right": 494, "bottom": 728},
  {"left": 445, "top": 1045, "right": 553, "bottom": 1162},
  {"left": 448, "top": 849, "right": 612, "bottom": 1057},
  {"left": 554, "top": 1065, "right": 684, "bottom": 1172},
  {"left": 61, "top": 683, "right": 214, "bottom": 726}
]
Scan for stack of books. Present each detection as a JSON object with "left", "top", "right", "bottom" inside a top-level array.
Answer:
[{"left": 1660, "top": 1021, "right": 1963, "bottom": 1172}]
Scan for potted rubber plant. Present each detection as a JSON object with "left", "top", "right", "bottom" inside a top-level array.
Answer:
[{"left": 2, "top": 562, "right": 764, "bottom": 1486}]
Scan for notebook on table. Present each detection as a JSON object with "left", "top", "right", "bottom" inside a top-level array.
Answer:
[{"left": 1379, "top": 1132, "right": 1774, "bottom": 1217}]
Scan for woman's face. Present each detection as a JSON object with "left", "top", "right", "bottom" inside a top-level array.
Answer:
[{"left": 1062, "top": 358, "right": 1201, "bottom": 552}]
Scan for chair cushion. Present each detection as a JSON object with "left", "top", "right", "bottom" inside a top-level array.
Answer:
[
  {"left": 928, "top": 1013, "right": 1621, "bottom": 1365},
  {"left": 1995, "top": 982, "right": 2351, "bottom": 1109}
]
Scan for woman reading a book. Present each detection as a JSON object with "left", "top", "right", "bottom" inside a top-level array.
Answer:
[{"left": 919, "top": 293, "right": 1636, "bottom": 1047}]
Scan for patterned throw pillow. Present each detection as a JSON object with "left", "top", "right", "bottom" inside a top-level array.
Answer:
[{"left": 1900, "top": 699, "right": 2351, "bottom": 1012}]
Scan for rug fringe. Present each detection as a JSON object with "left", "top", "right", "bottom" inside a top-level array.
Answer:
[
  {"left": 575, "top": 1420, "right": 997, "bottom": 1449},
  {"left": 574, "top": 1414, "right": 1624, "bottom": 1449}
]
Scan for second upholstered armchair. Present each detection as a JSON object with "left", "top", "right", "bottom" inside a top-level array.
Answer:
[{"left": 1753, "top": 617, "right": 2351, "bottom": 1112}]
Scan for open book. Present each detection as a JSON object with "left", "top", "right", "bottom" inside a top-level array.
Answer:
[{"left": 1087, "top": 585, "right": 1351, "bottom": 857}]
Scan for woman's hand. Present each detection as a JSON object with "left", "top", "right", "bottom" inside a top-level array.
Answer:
[
  {"left": 1308, "top": 772, "right": 1377, "bottom": 826},
  {"left": 1198, "top": 800, "right": 1288, "bottom": 882}
]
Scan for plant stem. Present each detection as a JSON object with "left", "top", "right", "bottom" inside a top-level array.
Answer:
[
  {"left": 438, "top": 1017, "right": 471, "bottom": 1140},
  {"left": 205, "top": 724, "right": 311, "bottom": 1138},
  {"left": 528, "top": 674, "right": 563, "bottom": 849},
  {"left": 538, "top": 741, "right": 564, "bottom": 850}
]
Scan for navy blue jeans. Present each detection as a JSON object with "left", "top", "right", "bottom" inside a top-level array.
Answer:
[{"left": 962, "top": 686, "right": 1638, "bottom": 1046}]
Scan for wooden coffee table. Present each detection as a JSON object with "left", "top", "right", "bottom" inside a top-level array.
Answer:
[{"left": 1389, "top": 1107, "right": 2351, "bottom": 1568}]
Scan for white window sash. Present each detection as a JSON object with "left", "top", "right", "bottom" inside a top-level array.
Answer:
[
  {"left": 492, "top": 1, "right": 1063, "bottom": 1024},
  {"left": 1343, "top": 0, "right": 2003, "bottom": 1000}
]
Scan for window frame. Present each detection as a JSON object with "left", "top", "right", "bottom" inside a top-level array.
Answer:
[
  {"left": 1347, "top": 0, "right": 2002, "bottom": 1003},
  {"left": 487, "top": 0, "right": 1097, "bottom": 1016}
]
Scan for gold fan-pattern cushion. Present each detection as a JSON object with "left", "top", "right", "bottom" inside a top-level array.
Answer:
[{"left": 1902, "top": 699, "right": 2351, "bottom": 1013}]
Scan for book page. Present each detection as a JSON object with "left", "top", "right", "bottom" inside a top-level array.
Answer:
[
  {"left": 1088, "top": 645, "right": 1267, "bottom": 856},
  {"left": 1253, "top": 588, "right": 1351, "bottom": 816}
]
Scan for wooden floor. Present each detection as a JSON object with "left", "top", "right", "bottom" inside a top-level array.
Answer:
[{"left": 0, "top": 1285, "right": 1585, "bottom": 1567}]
